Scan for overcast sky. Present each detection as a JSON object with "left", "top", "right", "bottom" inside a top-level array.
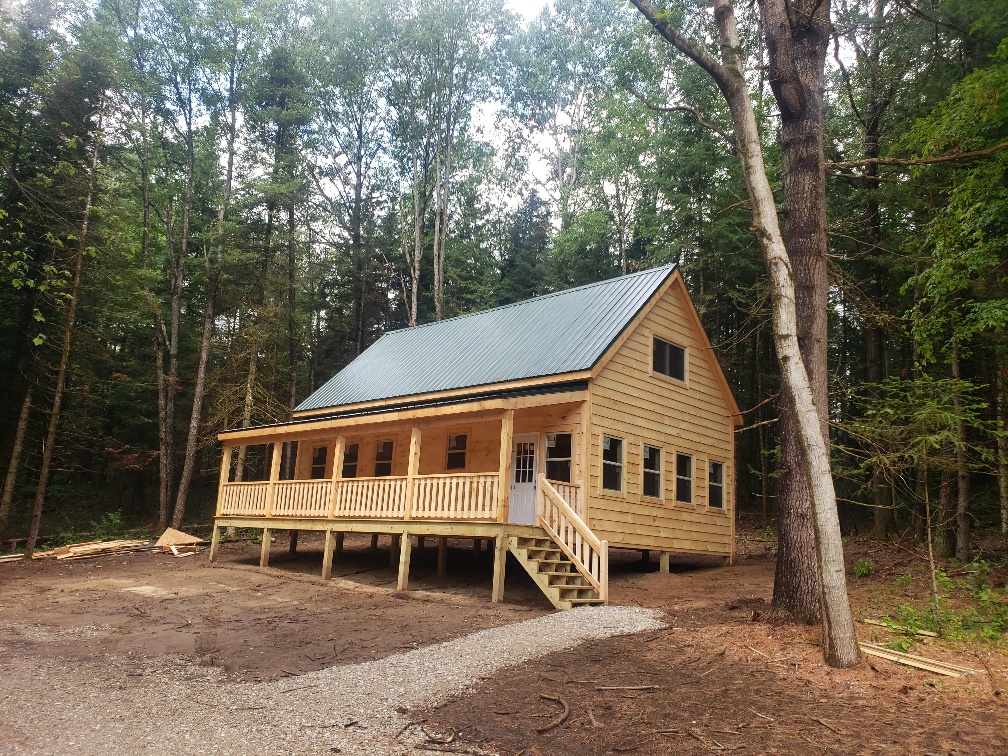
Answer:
[{"left": 505, "top": 0, "right": 550, "bottom": 22}]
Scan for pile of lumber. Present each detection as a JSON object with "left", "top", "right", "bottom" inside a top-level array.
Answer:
[
  {"left": 33, "top": 539, "right": 152, "bottom": 560},
  {"left": 0, "top": 553, "right": 24, "bottom": 564},
  {"left": 861, "top": 642, "right": 978, "bottom": 677}
]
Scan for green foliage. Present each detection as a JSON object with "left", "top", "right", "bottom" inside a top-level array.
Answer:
[
  {"left": 854, "top": 558, "right": 875, "bottom": 578},
  {"left": 89, "top": 511, "right": 124, "bottom": 540}
]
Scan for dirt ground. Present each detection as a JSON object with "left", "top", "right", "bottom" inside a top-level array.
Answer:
[
  {"left": 423, "top": 533, "right": 1008, "bottom": 755},
  {"left": 2, "top": 527, "right": 1007, "bottom": 754}
]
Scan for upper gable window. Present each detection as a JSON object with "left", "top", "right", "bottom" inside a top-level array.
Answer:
[{"left": 653, "top": 336, "right": 686, "bottom": 382}]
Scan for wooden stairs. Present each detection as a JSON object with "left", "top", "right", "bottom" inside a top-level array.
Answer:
[{"left": 508, "top": 533, "right": 605, "bottom": 610}]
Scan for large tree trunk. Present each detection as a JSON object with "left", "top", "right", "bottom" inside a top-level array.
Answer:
[
  {"left": 950, "top": 341, "right": 971, "bottom": 561},
  {"left": 26, "top": 117, "right": 101, "bottom": 557},
  {"left": 171, "top": 271, "right": 220, "bottom": 529},
  {"left": 631, "top": 0, "right": 859, "bottom": 667},
  {"left": 936, "top": 468, "right": 955, "bottom": 558},
  {"left": 866, "top": 326, "right": 896, "bottom": 537},
  {"left": 284, "top": 203, "right": 298, "bottom": 480},
  {"left": 998, "top": 356, "right": 1008, "bottom": 535}
]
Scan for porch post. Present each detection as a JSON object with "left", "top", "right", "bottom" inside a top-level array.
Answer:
[
  {"left": 327, "top": 436, "right": 346, "bottom": 519},
  {"left": 265, "top": 441, "right": 283, "bottom": 517},
  {"left": 437, "top": 536, "right": 447, "bottom": 576},
  {"left": 397, "top": 530, "right": 412, "bottom": 591},
  {"left": 260, "top": 527, "right": 272, "bottom": 567},
  {"left": 496, "top": 409, "right": 514, "bottom": 523},
  {"left": 321, "top": 528, "right": 335, "bottom": 580},
  {"left": 491, "top": 532, "right": 507, "bottom": 603},
  {"left": 214, "top": 444, "right": 233, "bottom": 518},
  {"left": 209, "top": 523, "right": 221, "bottom": 563},
  {"left": 404, "top": 426, "right": 421, "bottom": 520}
]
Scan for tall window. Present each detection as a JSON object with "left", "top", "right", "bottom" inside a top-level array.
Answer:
[
  {"left": 653, "top": 336, "right": 686, "bottom": 381},
  {"left": 374, "top": 440, "right": 394, "bottom": 476},
  {"left": 342, "top": 443, "right": 359, "bottom": 478},
  {"left": 643, "top": 445, "right": 662, "bottom": 499},
  {"left": 545, "top": 433, "right": 572, "bottom": 482},
  {"left": 310, "top": 446, "right": 328, "bottom": 479},
  {"left": 446, "top": 434, "right": 467, "bottom": 469},
  {"left": 602, "top": 435, "right": 623, "bottom": 492},
  {"left": 676, "top": 452, "right": 693, "bottom": 504},
  {"left": 709, "top": 460, "right": 725, "bottom": 509}
]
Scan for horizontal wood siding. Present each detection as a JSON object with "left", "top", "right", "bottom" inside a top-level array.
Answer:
[
  {"left": 588, "top": 278, "right": 735, "bottom": 556},
  {"left": 418, "top": 421, "right": 501, "bottom": 475}
]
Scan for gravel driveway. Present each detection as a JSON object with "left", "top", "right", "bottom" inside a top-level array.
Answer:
[{"left": 1, "top": 605, "right": 664, "bottom": 755}]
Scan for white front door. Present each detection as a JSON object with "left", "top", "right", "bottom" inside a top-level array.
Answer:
[{"left": 509, "top": 435, "right": 538, "bottom": 525}]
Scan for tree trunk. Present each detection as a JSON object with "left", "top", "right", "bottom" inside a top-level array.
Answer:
[
  {"left": 0, "top": 385, "right": 32, "bottom": 525},
  {"left": 284, "top": 202, "right": 298, "bottom": 480},
  {"left": 234, "top": 351, "right": 258, "bottom": 482},
  {"left": 936, "top": 468, "right": 955, "bottom": 558},
  {"left": 866, "top": 326, "right": 896, "bottom": 537},
  {"left": 998, "top": 356, "right": 1008, "bottom": 535},
  {"left": 631, "top": 0, "right": 860, "bottom": 667},
  {"left": 155, "top": 314, "right": 171, "bottom": 531},
  {"left": 171, "top": 271, "right": 220, "bottom": 529},
  {"left": 26, "top": 116, "right": 102, "bottom": 557},
  {"left": 950, "top": 341, "right": 971, "bottom": 561}
]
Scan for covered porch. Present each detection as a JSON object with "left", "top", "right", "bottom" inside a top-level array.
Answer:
[{"left": 209, "top": 392, "right": 607, "bottom": 607}]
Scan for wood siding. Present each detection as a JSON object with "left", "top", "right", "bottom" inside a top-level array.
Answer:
[{"left": 588, "top": 276, "right": 735, "bottom": 557}]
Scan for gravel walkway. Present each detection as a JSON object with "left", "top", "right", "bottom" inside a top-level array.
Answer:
[{"left": 1, "top": 606, "right": 664, "bottom": 755}]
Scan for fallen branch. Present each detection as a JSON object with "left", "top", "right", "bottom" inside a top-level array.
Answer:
[
  {"left": 536, "top": 694, "right": 570, "bottom": 734},
  {"left": 595, "top": 685, "right": 661, "bottom": 691},
  {"left": 812, "top": 717, "right": 845, "bottom": 735}
]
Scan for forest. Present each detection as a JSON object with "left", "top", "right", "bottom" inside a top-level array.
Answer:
[{"left": 1, "top": 0, "right": 1007, "bottom": 571}]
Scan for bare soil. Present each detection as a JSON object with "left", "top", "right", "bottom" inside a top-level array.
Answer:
[{"left": 1, "top": 527, "right": 1006, "bottom": 755}]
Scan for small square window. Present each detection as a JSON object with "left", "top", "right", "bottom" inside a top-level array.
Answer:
[
  {"left": 310, "top": 446, "right": 328, "bottom": 480},
  {"left": 653, "top": 337, "right": 686, "bottom": 381},
  {"left": 709, "top": 460, "right": 725, "bottom": 509},
  {"left": 446, "top": 433, "right": 467, "bottom": 470},
  {"left": 374, "top": 440, "right": 393, "bottom": 477},
  {"left": 643, "top": 444, "right": 662, "bottom": 499},
  {"left": 676, "top": 452, "right": 693, "bottom": 504},
  {"left": 602, "top": 435, "right": 623, "bottom": 492},
  {"left": 342, "top": 443, "right": 359, "bottom": 478},
  {"left": 546, "top": 432, "right": 573, "bottom": 482}
]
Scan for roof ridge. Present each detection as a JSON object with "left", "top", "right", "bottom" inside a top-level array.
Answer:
[{"left": 383, "top": 264, "right": 677, "bottom": 336}]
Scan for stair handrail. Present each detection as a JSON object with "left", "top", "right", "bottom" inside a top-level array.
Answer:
[{"left": 537, "top": 474, "right": 609, "bottom": 603}]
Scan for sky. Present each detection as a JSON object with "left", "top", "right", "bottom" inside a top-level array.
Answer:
[{"left": 505, "top": 0, "right": 550, "bottom": 22}]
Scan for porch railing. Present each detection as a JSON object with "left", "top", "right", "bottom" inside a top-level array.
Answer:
[
  {"left": 551, "top": 481, "right": 584, "bottom": 519},
  {"left": 274, "top": 479, "right": 332, "bottom": 518},
  {"left": 537, "top": 475, "right": 608, "bottom": 602},
  {"left": 218, "top": 481, "right": 270, "bottom": 516},
  {"left": 412, "top": 473, "right": 498, "bottom": 520},
  {"left": 333, "top": 477, "right": 408, "bottom": 519}
]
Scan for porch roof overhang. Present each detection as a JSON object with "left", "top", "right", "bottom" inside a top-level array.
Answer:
[{"left": 218, "top": 379, "right": 588, "bottom": 444}]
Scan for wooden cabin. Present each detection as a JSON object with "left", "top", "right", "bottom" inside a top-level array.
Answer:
[{"left": 209, "top": 264, "right": 741, "bottom": 608}]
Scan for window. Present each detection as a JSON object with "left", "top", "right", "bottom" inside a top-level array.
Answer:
[
  {"left": 653, "top": 336, "right": 686, "bottom": 381},
  {"left": 602, "top": 435, "right": 623, "bottom": 492},
  {"left": 643, "top": 445, "right": 662, "bottom": 499},
  {"left": 545, "top": 433, "right": 572, "bottom": 482},
  {"left": 341, "top": 443, "right": 359, "bottom": 478},
  {"left": 446, "top": 434, "right": 467, "bottom": 470},
  {"left": 676, "top": 453, "right": 693, "bottom": 504},
  {"left": 374, "top": 440, "right": 394, "bottom": 476},
  {"left": 310, "top": 446, "right": 328, "bottom": 479},
  {"left": 709, "top": 460, "right": 725, "bottom": 509}
]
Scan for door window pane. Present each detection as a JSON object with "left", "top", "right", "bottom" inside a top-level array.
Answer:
[{"left": 514, "top": 441, "right": 535, "bottom": 484}]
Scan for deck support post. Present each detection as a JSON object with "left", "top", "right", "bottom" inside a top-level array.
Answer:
[
  {"left": 641, "top": 549, "right": 650, "bottom": 564},
  {"left": 417, "top": 535, "right": 425, "bottom": 549},
  {"left": 260, "top": 527, "right": 272, "bottom": 567},
  {"left": 497, "top": 410, "right": 514, "bottom": 523},
  {"left": 437, "top": 537, "right": 447, "bottom": 576},
  {"left": 390, "top": 534, "right": 400, "bottom": 567},
  {"left": 289, "top": 530, "right": 298, "bottom": 554},
  {"left": 334, "top": 532, "right": 344, "bottom": 559},
  {"left": 491, "top": 533, "right": 507, "bottom": 603},
  {"left": 209, "top": 523, "right": 221, "bottom": 563},
  {"left": 397, "top": 531, "right": 412, "bottom": 591},
  {"left": 321, "top": 528, "right": 335, "bottom": 580},
  {"left": 370, "top": 533, "right": 379, "bottom": 549},
  {"left": 659, "top": 551, "right": 670, "bottom": 574}
]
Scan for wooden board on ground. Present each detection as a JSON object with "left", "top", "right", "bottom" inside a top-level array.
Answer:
[
  {"left": 155, "top": 528, "right": 205, "bottom": 548},
  {"left": 860, "top": 642, "right": 978, "bottom": 677}
]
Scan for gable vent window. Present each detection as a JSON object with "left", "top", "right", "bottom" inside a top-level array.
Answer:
[
  {"left": 446, "top": 434, "right": 467, "bottom": 470},
  {"left": 342, "top": 443, "right": 359, "bottom": 478},
  {"left": 643, "top": 444, "right": 662, "bottom": 499},
  {"left": 709, "top": 460, "right": 725, "bottom": 509},
  {"left": 602, "top": 435, "right": 624, "bottom": 492},
  {"left": 374, "top": 440, "right": 394, "bottom": 476},
  {"left": 653, "top": 336, "right": 686, "bottom": 381},
  {"left": 310, "top": 446, "right": 328, "bottom": 479},
  {"left": 546, "top": 433, "right": 573, "bottom": 483},
  {"left": 676, "top": 452, "right": 693, "bottom": 504}
]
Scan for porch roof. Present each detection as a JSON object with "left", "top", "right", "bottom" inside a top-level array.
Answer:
[{"left": 296, "top": 265, "right": 677, "bottom": 414}]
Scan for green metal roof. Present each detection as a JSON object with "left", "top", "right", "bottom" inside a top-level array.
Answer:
[{"left": 296, "top": 264, "right": 677, "bottom": 413}]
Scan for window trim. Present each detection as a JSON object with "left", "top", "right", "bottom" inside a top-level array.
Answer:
[
  {"left": 708, "top": 459, "right": 726, "bottom": 511},
  {"left": 650, "top": 332, "right": 689, "bottom": 386},
  {"left": 374, "top": 439, "right": 394, "bottom": 477},
  {"left": 675, "top": 451, "right": 693, "bottom": 505},
  {"left": 446, "top": 431, "right": 468, "bottom": 471},
  {"left": 600, "top": 433, "right": 625, "bottom": 494},
  {"left": 641, "top": 443, "right": 663, "bottom": 500},
  {"left": 310, "top": 445, "right": 328, "bottom": 480}
]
